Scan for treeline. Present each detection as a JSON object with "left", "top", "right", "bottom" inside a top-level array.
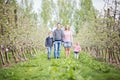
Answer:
[
  {"left": 0, "top": 0, "right": 47, "bottom": 66},
  {"left": 79, "top": 0, "right": 120, "bottom": 65}
]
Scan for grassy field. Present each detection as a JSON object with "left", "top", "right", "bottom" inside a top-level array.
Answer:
[{"left": 0, "top": 51, "right": 120, "bottom": 80}]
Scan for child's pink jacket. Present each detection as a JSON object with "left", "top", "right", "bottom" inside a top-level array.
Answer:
[{"left": 73, "top": 45, "right": 81, "bottom": 52}]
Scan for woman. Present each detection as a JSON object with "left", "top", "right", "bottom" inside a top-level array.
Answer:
[{"left": 63, "top": 25, "right": 73, "bottom": 57}]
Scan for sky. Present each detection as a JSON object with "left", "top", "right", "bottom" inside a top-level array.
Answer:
[
  {"left": 17, "top": 0, "right": 105, "bottom": 13},
  {"left": 33, "top": 0, "right": 42, "bottom": 13},
  {"left": 92, "top": 0, "right": 104, "bottom": 11},
  {"left": 32, "top": 0, "right": 105, "bottom": 13}
]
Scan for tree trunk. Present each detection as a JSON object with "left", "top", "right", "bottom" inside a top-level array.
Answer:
[
  {"left": 11, "top": 50, "right": 17, "bottom": 63},
  {"left": 14, "top": 9, "right": 17, "bottom": 27},
  {"left": 4, "top": 48, "right": 10, "bottom": 64},
  {"left": 113, "top": 0, "right": 117, "bottom": 22},
  {"left": 0, "top": 47, "right": 5, "bottom": 65},
  {"left": 112, "top": 47, "right": 117, "bottom": 63}
]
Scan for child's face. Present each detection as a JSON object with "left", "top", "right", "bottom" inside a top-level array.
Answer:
[
  {"left": 76, "top": 42, "right": 79, "bottom": 45},
  {"left": 48, "top": 33, "right": 52, "bottom": 37}
]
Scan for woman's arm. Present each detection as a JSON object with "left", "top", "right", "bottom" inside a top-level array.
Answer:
[{"left": 70, "top": 31, "right": 73, "bottom": 43}]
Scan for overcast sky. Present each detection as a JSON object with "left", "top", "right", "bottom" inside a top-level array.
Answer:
[
  {"left": 92, "top": 0, "right": 104, "bottom": 11},
  {"left": 32, "top": 0, "right": 105, "bottom": 13},
  {"left": 17, "top": 0, "right": 105, "bottom": 13}
]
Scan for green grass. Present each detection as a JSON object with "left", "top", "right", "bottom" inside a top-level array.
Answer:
[{"left": 0, "top": 51, "right": 120, "bottom": 80}]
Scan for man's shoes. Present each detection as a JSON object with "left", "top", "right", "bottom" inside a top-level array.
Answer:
[
  {"left": 48, "top": 58, "right": 51, "bottom": 60},
  {"left": 57, "top": 57, "right": 60, "bottom": 59}
]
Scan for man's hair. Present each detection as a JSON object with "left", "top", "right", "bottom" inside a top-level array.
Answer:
[{"left": 57, "top": 23, "right": 61, "bottom": 25}]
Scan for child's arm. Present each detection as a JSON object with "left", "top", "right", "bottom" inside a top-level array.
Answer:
[
  {"left": 52, "top": 37, "right": 54, "bottom": 46},
  {"left": 70, "top": 32, "right": 73, "bottom": 44},
  {"left": 45, "top": 38, "right": 47, "bottom": 47},
  {"left": 79, "top": 46, "right": 81, "bottom": 52}
]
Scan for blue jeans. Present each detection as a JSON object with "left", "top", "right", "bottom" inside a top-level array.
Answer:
[
  {"left": 54, "top": 41, "right": 62, "bottom": 58},
  {"left": 47, "top": 47, "right": 52, "bottom": 59}
]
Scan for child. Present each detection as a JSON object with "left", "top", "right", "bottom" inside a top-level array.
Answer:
[
  {"left": 45, "top": 32, "right": 53, "bottom": 59},
  {"left": 73, "top": 42, "right": 81, "bottom": 59}
]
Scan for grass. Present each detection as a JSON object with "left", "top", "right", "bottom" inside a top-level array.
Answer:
[{"left": 0, "top": 50, "right": 120, "bottom": 80}]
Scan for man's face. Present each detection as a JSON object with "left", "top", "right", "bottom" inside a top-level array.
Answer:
[{"left": 57, "top": 24, "right": 61, "bottom": 29}]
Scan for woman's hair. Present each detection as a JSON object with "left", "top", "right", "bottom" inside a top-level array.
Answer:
[{"left": 65, "top": 25, "right": 70, "bottom": 30}]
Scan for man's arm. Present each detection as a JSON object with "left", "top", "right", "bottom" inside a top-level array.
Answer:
[
  {"left": 61, "top": 30, "right": 65, "bottom": 42},
  {"left": 53, "top": 31, "right": 55, "bottom": 42}
]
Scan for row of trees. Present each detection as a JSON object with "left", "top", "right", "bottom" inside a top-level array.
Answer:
[
  {"left": 0, "top": 0, "right": 47, "bottom": 66},
  {"left": 79, "top": 0, "right": 120, "bottom": 65}
]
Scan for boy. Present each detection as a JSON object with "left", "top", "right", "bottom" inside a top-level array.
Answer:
[{"left": 45, "top": 32, "right": 53, "bottom": 59}]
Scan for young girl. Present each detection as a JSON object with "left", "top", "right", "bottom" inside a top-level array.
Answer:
[
  {"left": 45, "top": 32, "right": 53, "bottom": 59},
  {"left": 73, "top": 42, "right": 81, "bottom": 59}
]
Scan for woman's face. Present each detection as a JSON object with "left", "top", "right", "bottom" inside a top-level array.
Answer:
[{"left": 65, "top": 25, "right": 69, "bottom": 30}]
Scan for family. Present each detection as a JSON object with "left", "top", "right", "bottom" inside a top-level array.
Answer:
[{"left": 45, "top": 23, "right": 81, "bottom": 60}]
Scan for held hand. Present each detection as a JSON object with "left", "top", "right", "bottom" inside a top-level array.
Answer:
[
  {"left": 71, "top": 42, "right": 73, "bottom": 47},
  {"left": 52, "top": 41, "right": 55, "bottom": 44},
  {"left": 62, "top": 42, "right": 64, "bottom": 45},
  {"left": 52, "top": 42, "right": 54, "bottom": 46}
]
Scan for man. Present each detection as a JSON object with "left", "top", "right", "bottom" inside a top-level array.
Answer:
[{"left": 53, "top": 23, "right": 64, "bottom": 59}]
